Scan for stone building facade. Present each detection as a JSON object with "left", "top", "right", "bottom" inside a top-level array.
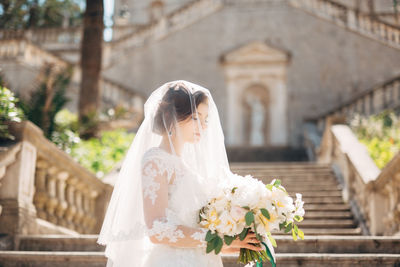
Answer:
[{"left": 106, "top": 0, "right": 400, "bottom": 147}]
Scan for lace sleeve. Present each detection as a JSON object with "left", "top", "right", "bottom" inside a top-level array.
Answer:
[{"left": 141, "top": 157, "right": 207, "bottom": 248}]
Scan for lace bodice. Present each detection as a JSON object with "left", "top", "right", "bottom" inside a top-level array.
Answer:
[{"left": 141, "top": 147, "right": 210, "bottom": 248}]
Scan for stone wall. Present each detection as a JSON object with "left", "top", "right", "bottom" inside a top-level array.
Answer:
[{"left": 104, "top": 1, "right": 400, "bottom": 147}]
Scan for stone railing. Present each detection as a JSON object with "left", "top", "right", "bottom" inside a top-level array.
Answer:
[
  {"left": 304, "top": 119, "right": 400, "bottom": 235},
  {"left": 0, "top": 39, "right": 68, "bottom": 69},
  {"left": 0, "top": 39, "right": 144, "bottom": 115},
  {"left": 310, "top": 75, "right": 400, "bottom": 129},
  {"left": 0, "top": 27, "right": 82, "bottom": 46},
  {"left": 101, "top": 78, "right": 144, "bottom": 114},
  {"left": 289, "top": 0, "right": 400, "bottom": 49},
  {"left": 0, "top": 121, "right": 112, "bottom": 235},
  {"left": 107, "top": 0, "right": 223, "bottom": 67}
]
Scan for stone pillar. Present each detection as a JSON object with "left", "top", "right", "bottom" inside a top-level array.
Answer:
[{"left": 0, "top": 141, "right": 38, "bottom": 235}]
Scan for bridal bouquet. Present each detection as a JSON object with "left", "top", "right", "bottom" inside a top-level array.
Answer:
[{"left": 198, "top": 171, "right": 305, "bottom": 267}]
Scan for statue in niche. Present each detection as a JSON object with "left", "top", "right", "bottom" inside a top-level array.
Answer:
[{"left": 245, "top": 93, "right": 265, "bottom": 145}]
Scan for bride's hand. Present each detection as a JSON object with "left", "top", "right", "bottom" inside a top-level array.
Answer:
[{"left": 224, "top": 231, "right": 264, "bottom": 252}]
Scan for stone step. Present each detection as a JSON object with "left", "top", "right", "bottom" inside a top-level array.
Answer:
[
  {"left": 236, "top": 172, "right": 335, "bottom": 178},
  {"left": 223, "top": 253, "right": 400, "bottom": 267},
  {"left": 287, "top": 191, "right": 343, "bottom": 197},
  {"left": 300, "top": 196, "right": 345, "bottom": 204},
  {"left": 272, "top": 182, "right": 340, "bottom": 188},
  {"left": 230, "top": 162, "right": 330, "bottom": 168},
  {"left": 284, "top": 187, "right": 342, "bottom": 192},
  {"left": 17, "top": 235, "right": 104, "bottom": 252},
  {"left": 303, "top": 211, "right": 353, "bottom": 219},
  {"left": 2, "top": 251, "right": 399, "bottom": 266},
  {"left": 304, "top": 204, "right": 351, "bottom": 211},
  {"left": 277, "top": 228, "right": 362, "bottom": 235},
  {"left": 256, "top": 175, "right": 337, "bottom": 180},
  {"left": 22, "top": 235, "right": 400, "bottom": 253},
  {"left": 297, "top": 219, "right": 357, "bottom": 229},
  {"left": 0, "top": 251, "right": 106, "bottom": 267},
  {"left": 270, "top": 236, "right": 400, "bottom": 254}
]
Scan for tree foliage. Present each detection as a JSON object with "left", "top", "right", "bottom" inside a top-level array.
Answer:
[
  {"left": 0, "top": 0, "right": 84, "bottom": 29},
  {"left": 349, "top": 110, "right": 400, "bottom": 169}
]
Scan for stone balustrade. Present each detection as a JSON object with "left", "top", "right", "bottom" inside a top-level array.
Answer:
[
  {"left": 311, "top": 75, "right": 400, "bottom": 128},
  {"left": 101, "top": 78, "right": 144, "bottom": 114},
  {"left": 289, "top": 0, "right": 400, "bottom": 49},
  {"left": 0, "top": 39, "right": 68, "bottom": 69},
  {"left": 304, "top": 118, "right": 400, "bottom": 235},
  {"left": 0, "top": 39, "right": 144, "bottom": 116},
  {"left": 0, "top": 121, "right": 112, "bottom": 235},
  {"left": 0, "top": 27, "right": 82, "bottom": 45}
]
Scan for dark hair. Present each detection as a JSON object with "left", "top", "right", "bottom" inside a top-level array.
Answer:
[{"left": 153, "top": 83, "right": 208, "bottom": 135}]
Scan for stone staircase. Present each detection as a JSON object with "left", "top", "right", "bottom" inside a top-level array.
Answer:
[
  {"left": 289, "top": 0, "right": 400, "bottom": 50},
  {"left": 1, "top": 162, "right": 400, "bottom": 266}
]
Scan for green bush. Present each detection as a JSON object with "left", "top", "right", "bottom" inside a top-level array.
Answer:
[
  {"left": 0, "top": 86, "right": 25, "bottom": 140},
  {"left": 52, "top": 109, "right": 135, "bottom": 178},
  {"left": 69, "top": 128, "right": 135, "bottom": 178},
  {"left": 349, "top": 110, "right": 400, "bottom": 169}
]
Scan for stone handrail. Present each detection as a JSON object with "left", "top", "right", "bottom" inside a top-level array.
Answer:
[
  {"left": 101, "top": 78, "right": 144, "bottom": 114},
  {"left": 310, "top": 121, "right": 400, "bottom": 235},
  {"left": 0, "top": 121, "right": 112, "bottom": 235},
  {"left": 306, "top": 75, "right": 400, "bottom": 127},
  {"left": 0, "top": 39, "right": 69, "bottom": 69},
  {"left": 107, "top": 0, "right": 223, "bottom": 68},
  {"left": 0, "top": 27, "right": 82, "bottom": 45},
  {"left": 0, "top": 39, "right": 144, "bottom": 115},
  {"left": 289, "top": 0, "right": 400, "bottom": 50}
]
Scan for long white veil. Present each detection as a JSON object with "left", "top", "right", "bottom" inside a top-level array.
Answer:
[{"left": 97, "top": 80, "right": 230, "bottom": 266}]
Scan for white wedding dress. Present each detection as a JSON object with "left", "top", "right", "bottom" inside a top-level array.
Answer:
[{"left": 141, "top": 146, "right": 224, "bottom": 267}]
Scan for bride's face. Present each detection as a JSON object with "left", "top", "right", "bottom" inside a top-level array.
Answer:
[{"left": 178, "top": 102, "right": 209, "bottom": 143}]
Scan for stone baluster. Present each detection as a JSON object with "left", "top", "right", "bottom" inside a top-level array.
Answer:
[
  {"left": 65, "top": 177, "right": 78, "bottom": 230},
  {"left": 55, "top": 171, "right": 69, "bottom": 227},
  {"left": 73, "top": 182, "right": 86, "bottom": 232},
  {"left": 33, "top": 159, "right": 49, "bottom": 220},
  {"left": 81, "top": 188, "right": 91, "bottom": 232},
  {"left": 89, "top": 191, "right": 99, "bottom": 231},
  {"left": 45, "top": 166, "right": 60, "bottom": 224}
]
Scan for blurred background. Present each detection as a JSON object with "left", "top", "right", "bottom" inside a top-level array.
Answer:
[{"left": 0, "top": 0, "right": 400, "bottom": 266}]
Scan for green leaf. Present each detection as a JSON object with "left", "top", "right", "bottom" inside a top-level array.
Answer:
[
  {"left": 214, "top": 236, "right": 224, "bottom": 254},
  {"left": 294, "top": 215, "right": 303, "bottom": 222},
  {"left": 242, "top": 206, "right": 250, "bottom": 210},
  {"left": 292, "top": 229, "right": 298, "bottom": 241},
  {"left": 224, "top": 235, "right": 235, "bottom": 245},
  {"left": 273, "top": 179, "right": 281, "bottom": 186},
  {"left": 294, "top": 224, "right": 299, "bottom": 235},
  {"left": 298, "top": 229, "right": 305, "bottom": 240},
  {"left": 231, "top": 187, "right": 238, "bottom": 193},
  {"left": 206, "top": 241, "right": 215, "bottom": 253},
  {"left": 245, "top": 211, "right": 255, "bottom": 226},
  {"left": 205, "top": 230, "right": 216, "bottom": 242},
  {"left": 279, "top": 222, "right": 285, "bottom": 231},
  {"left": 267, "top": 232, "right": 277, "bottom": 248},
  {"left": 284, "top": 222, "right": 292, "bottom": 233},
  {"left": 239, "top": 227, "right": 249, "bottom": 241},
  {"left": 260, "top": 208, "right": 270, "bottom": 220},
  {"left": 266, "top": 184, "right": 274, "bottom": 191}
]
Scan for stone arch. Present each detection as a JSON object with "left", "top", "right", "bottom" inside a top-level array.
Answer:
[{"left": 241, "top": 84, "right": 270, "bottom": 146}]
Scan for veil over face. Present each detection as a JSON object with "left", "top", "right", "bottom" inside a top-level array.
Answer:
[{"left": 97, "top": 80, "right": 230, "bottom": 266}]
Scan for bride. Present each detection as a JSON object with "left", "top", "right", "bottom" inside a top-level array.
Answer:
[{"left": 97, "top": 80, "right": 263, "bottom": 266}]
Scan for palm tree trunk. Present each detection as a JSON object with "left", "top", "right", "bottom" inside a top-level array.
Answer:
[{"left": 79, "top": 0, "right": 104, "bottom": 138}]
